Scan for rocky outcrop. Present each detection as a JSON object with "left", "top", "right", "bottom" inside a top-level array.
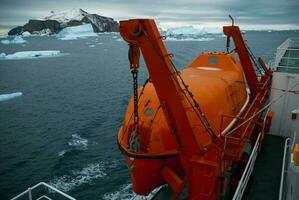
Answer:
[{"left": 8, "top": 9, "right": 118, "bottom": 35}]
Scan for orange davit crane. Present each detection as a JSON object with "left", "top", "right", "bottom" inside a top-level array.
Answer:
[{"left": 117, "top": 18, "right": 272, "bottom": 200}]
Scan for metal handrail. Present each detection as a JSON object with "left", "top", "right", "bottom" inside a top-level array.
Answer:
[
  {"left": 274, "top": 38, "right": 299, "bottom": 71},
  {"left": 232, "top": 131, "right": 262, "bottom": 200},
  {"left": 10, "top": 182, "right": 76, "bottom": 200},
  {"left": 278, "top": 138, "right": 291, "bottom": 200}
]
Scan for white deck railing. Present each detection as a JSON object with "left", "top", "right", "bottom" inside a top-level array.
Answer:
[
  {"left": 278, "top": 138, "right": 291, "bottom": 200},
  {"left": 232, "top": 131, "right": 262, "bottom": 200},
  {"left": 274, "top": 38, "right": 299, "bottom": 71},
  {"left": 10, "top": 182, "right": 76, "bottom": 200}
]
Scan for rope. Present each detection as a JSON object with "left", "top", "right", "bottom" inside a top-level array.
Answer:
[{"left": 225, "top": 82, "right": 299, "bottom": 136}]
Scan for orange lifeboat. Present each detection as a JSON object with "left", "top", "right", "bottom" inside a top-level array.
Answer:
[
  {"left": 118, "top": 52, "right": 248, "bottom": 194},
  {"left": 117, "top": 19, "right": 272, "bottom": 200}
]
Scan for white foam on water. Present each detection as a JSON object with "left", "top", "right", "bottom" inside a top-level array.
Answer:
[
  {"left": 103, "top": 184, "right": 162, "bottom": 200},
  {"left": 89, "top": 44, "right": 95, "bottom": 48},
  {"left": 68, "top": 134, "right": 88, "bottom": 150},
  {"left": 50, "top": 160, "right": 119, "bottom": 192},
  {"left": 166, "top": 37, "right": 215, "bottom": 41},
  {"left": 116, "top": 38, "right": 123, "bottom": 42},
  {"left": 58, "top": 150, "right": 68, "bottom": 157},
  {"left": 0, "top": 92, "right": 23, "bottom": 102},
  {"left": 98, "top": 42, "right": 103, "bottom": 45},
  {"left": 0, "top": 50, "right": 66, "bottom": 60},
  {"left": 0, "top": 36, "right": 27, "bottom": 44}
]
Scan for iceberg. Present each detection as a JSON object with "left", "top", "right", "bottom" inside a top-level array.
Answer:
[
  {"left": 166, "top": 37, "right": 215, "bottom": 42},
  {"left": 22, "top": 31, "right": 31, "bottom": 37},
  {"left": 166, "top": 26, "right": 202, "bottom": 35},
  {"left": 165, "top": 26, "right": 222, "bottom": 36},
  {"left": 0, "top": 36, "right": 27, "bottom": 44},
  {"left": 0, "top": 50, "right": 67, "bottom": 60},
  {"left": 56, "top": 24, "right": 97, "bottom": 40},
  {"left": 0, "top": 92, "right": 23, "bottom": 102}
]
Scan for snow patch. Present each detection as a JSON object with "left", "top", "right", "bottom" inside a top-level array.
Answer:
[
  {"left": 0, "top": 92, "right": 23, "bottom": 102},
  {"left": 40, "top": 8, "right": 86, "bottom": 24},
  {"left": 56, "top": 24, "right": 97, "bottom": 40},
  {"left": 0, "top": 51, "right": 66, "bottom": 60},
  {"left": 1, "top": 36, "right": 27, "bottom": 44}
]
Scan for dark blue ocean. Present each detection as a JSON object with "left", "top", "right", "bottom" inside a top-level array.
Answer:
[{"left": 0, "top": 30, "right": 298, "bottom": 200}]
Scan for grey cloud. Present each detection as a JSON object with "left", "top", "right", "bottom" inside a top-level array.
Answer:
[{"left": 0, "top": 0, "right": 298, "bottom": 29}]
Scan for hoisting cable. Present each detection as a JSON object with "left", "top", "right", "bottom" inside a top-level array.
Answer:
[
  {"left": 225, "top": 82, "right": 299, "bottom": 136},
  {"left": 244, "top": 42, "right": 265, "bottom": 76}
]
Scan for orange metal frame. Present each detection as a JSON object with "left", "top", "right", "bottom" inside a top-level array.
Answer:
[{"left": 118, "top": 19, "right": 272, "bottom": 200}]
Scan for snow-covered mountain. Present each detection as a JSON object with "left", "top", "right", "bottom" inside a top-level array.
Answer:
[
  {"left": 8, "top": 9, "right": 118, "bottom": 36},
  {"left": 40, "top": 9, "right": 88, "bottom": 24}
]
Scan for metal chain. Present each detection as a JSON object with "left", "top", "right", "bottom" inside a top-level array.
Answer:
[
  {"left": 169, "top": 60, "right": 218, "bottom": 138},
  {"left": 131, "top": 69, "right": 139, "bottom": 133}
]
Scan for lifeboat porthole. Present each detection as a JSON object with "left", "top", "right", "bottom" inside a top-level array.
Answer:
[{"left": 144, "top": 108, "right": 154, "bottom": 116}]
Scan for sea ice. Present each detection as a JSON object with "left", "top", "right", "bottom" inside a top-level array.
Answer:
[
  {"left": 0, "top": 92, "right": 23, "bottom": 102},
  {"left": 0, "top": 36, "right": 27, "bottom": 44},
  {"left": 56, "top": 24, "right": 97, "bottom": 40},
  {"left": 0, "top": 50, "right": 66, "bottom": 60}
]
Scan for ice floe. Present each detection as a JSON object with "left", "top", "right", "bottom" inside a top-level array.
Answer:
[
  {"left": 0, "top": 36, "right": 27, "bottom": 44},
  {"left": 56, "top": 24, "right": 97, "bottom": 40},
  {"left": 0, "top": 50, "right": 67, "bottom": 60},
  {"left": 0, "top": 92, "right": 23, "bottom": 102}
]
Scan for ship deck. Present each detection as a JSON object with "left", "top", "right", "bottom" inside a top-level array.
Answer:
[
  {"left": 242, "top": 134, "right": 285, "bottom": 200},
  {"left": 151, "top": 134, "right": 285, "bottom": 200}
]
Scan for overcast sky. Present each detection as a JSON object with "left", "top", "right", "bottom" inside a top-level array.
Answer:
[{"left": 0, "top": 0, "right": 298, "bottom": 31}]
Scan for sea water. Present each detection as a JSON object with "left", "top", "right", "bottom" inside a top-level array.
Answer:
[{"left": 0, "top": 30, "right": 298, "bottom": 200}]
